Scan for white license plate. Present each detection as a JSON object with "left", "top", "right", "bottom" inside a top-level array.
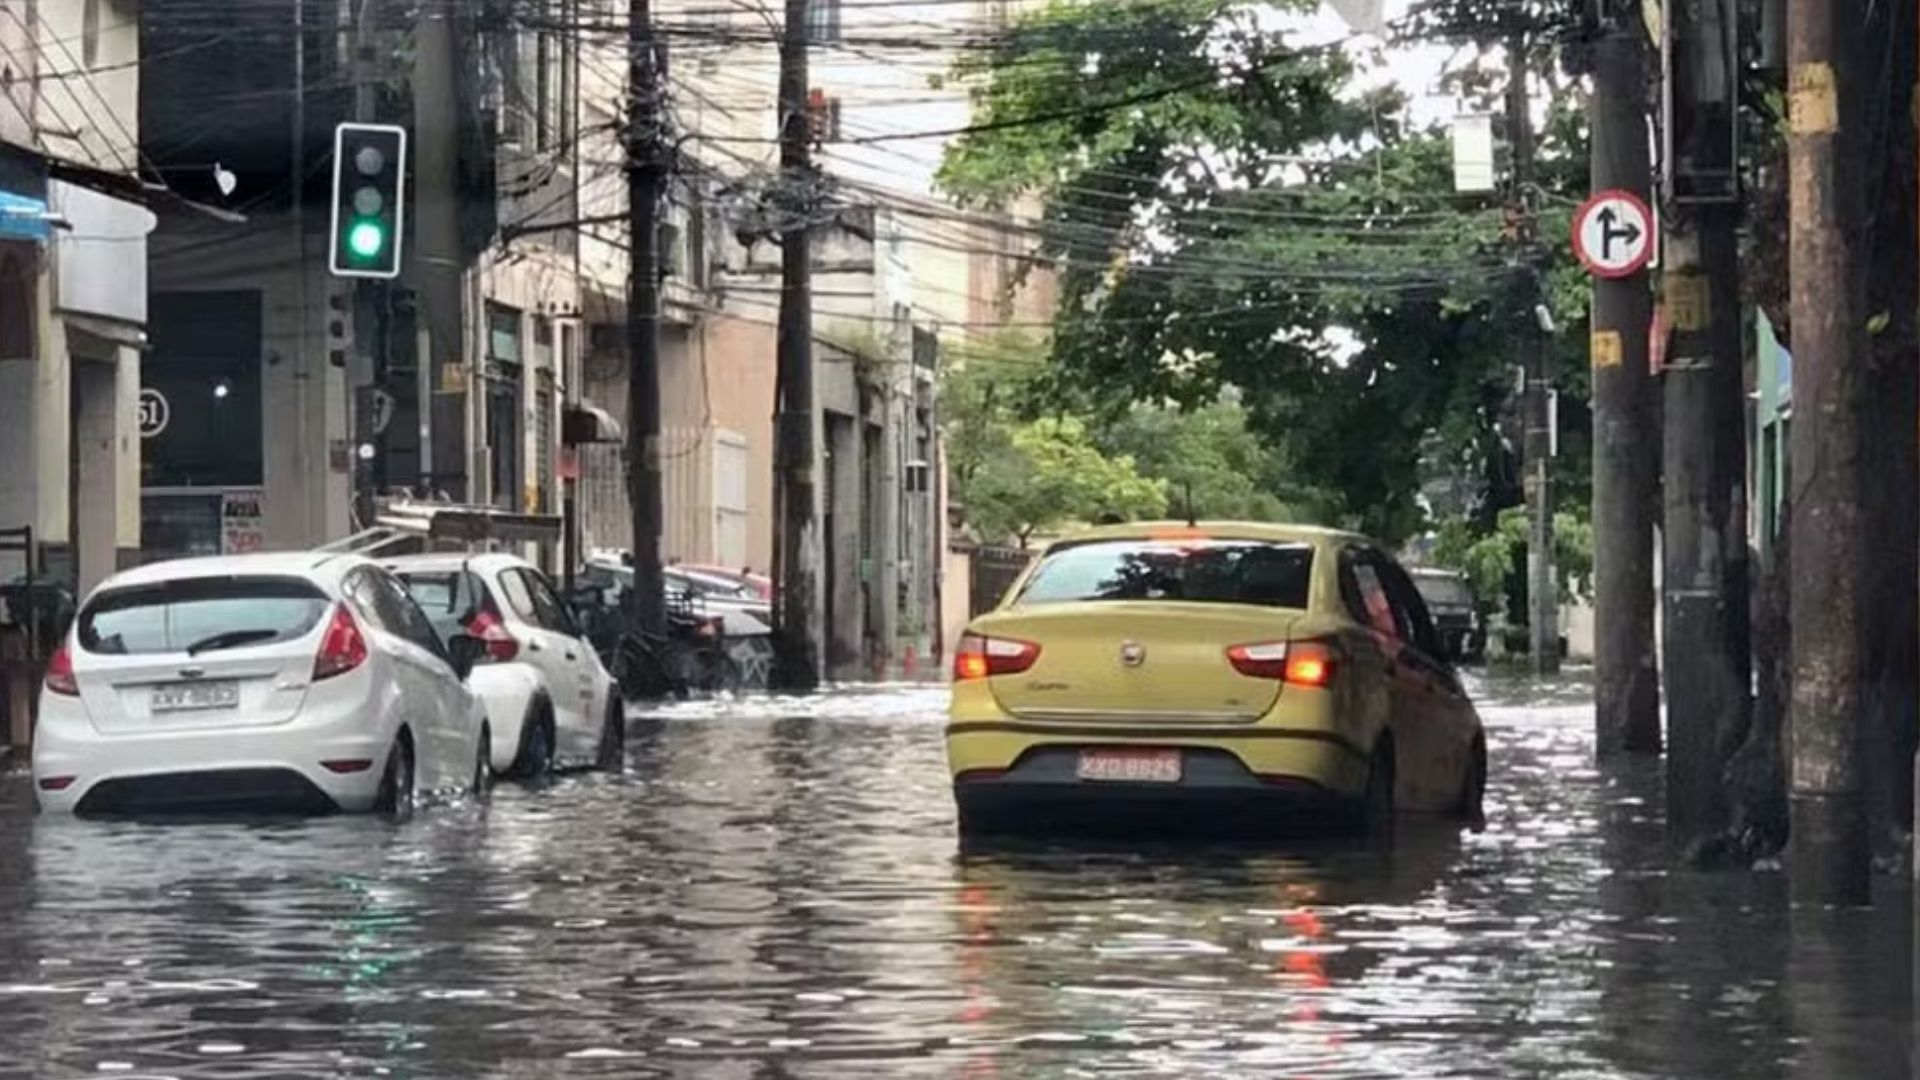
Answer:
[
  {"left": 151, "top": 680, "right": 240, "bottom": 713},
  {"left": 1077, "top": 748, "right": 1182, "bottom": 784}
]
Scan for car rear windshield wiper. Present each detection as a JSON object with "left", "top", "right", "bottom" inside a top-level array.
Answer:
[{"left": 183, "top": 628, "right": 282, "bottom": 656}]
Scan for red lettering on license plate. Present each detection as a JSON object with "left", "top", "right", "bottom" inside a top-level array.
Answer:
[{"left": 1076, "top": 748, "right": 1182, "bottom": 783}]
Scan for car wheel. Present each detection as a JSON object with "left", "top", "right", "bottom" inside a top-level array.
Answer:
[
  {"left": 595, "top": 698, "right": 626, "bottom": 773},
  {"left": 1457, "top": 734, "right": 1488, "bottom": 825},
  {"left": 376, "top": 732, "right": 416, "bottom": 822},
  {"left": 510, "top": 702, "right": 556, "bottom": 784},
  {"left": 1359, "top": 740, "right": 1395, "bottom": 842},
  {"left": 471, "top": 723, "right": 493, "bottom": 799}
]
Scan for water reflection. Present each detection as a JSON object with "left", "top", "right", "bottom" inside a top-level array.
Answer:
[{"left": 0, "top": 675, "right": 1909, "bottom": 1078}]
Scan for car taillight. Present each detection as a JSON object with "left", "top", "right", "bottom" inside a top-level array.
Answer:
[
  {"left": 1226, "top": 640, "right": 1337, "bottom": 687},
  {"left": 464, "top": 609, "right": 519, "bottom": 662},
  {"left": 953, "top": 633, "right": 1040, "bottom": 680},
  {"left": 43, "top": 643, "right": 78, "bottom": 696},
  {"left": 313, "top": 606, "right": 369, "bottom": 681}
]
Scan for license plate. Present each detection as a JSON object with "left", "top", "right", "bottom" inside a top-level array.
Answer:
[
  {"left": 150, "top": 680, "right": 240, "bottom": 713},
  {"left": 1077, "top": 748, "right": 1182, "bottom": 784}
]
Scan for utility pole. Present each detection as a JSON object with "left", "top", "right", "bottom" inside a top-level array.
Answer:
[
  {"left": 1588, "top": 3, "right": 1661, "bottom": 756},
  {"left": 625, "top": 0, "right": 668, "bottom": 640},
  {"left": 1662, "top": 0, "right": 1750, "bottom": 851},
  {"left": 1786, "top": 0, "right": 1869, "bottom": 903},
  {"left": 1508, "top": 30, "right": 1557, "bottom": 676},
  {"left": 772, "top": 0, "right": 821, "bottom": 690},
  {"left": 412, "top": 2, "right": 465, "bottom": 500}
]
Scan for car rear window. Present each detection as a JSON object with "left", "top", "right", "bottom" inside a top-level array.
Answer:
[
  {"left": 394, "top": 569, "right": 483, "bottom": 645},
  {"left": 1016, "top": 540, "right": 1315, "bottom": 609},
  {"left": 1414, "top": 574, "right": 1472, "bottom": 607},
  {"left": 78, "top": 576, "right": 331, "bottom": 656}
]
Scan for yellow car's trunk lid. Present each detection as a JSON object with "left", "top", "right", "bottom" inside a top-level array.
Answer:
[{"left": 974, "top": 601, "right": 1300, "bottom": 722}]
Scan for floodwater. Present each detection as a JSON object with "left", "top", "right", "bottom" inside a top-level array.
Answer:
[{"left": 0, "top": 673, "right": 1911, "bottom": 1079}]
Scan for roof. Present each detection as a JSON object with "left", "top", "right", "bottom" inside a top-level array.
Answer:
[
  {"left": 100, "top": 552, "right": 356, "bottom": 590},
  {"left": 1043, "top": 520, "right": 1371, "bottom": 548},
  {"left": 382, "top": 552, "right": 530, "bottom": 574}
]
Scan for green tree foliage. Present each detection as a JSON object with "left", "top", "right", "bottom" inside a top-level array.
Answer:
[
  {"left": 965, "top": 416, "right": 1168, "bottom": 546},
  {"left": 939, "top": 0, "right": 1596, "bottom": 548},
  {"left": 1096, "top": 400, "right": 1322, "bottom": 523},
  {"left": 1432, "top": 507, "right": 1594, "bottom": 610}
]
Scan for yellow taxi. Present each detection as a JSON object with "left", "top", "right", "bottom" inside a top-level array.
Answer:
[{"left": 947, "top": 522, "right": 1486, "bottom": 836}]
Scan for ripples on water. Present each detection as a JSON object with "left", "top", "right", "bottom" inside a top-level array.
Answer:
[{"left": 0, "top": 674, "right": 1910, "bottom": 1079}]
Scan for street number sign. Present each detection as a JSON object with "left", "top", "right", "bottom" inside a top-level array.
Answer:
[
  {"left": 1572, "top": 190, "right": 1656, "bottom": 279},
  {"left": 138, "top": 387, "right": 170, "bottom": 439}
]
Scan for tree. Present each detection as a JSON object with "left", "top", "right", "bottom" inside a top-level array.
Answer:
[
  {"left": 1095, "top": 398, "right": 1333, "bottom": 523},
  {"left": 940, "top": 0, "right": 1595, "bottom": 547},
  {"left": 965, "top": 416, "right": 1167, "bottom": 546}
]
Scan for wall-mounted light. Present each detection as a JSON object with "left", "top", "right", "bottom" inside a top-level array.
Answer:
[{"left": 212, "top": 379, "right": 232, "bottom": 400}]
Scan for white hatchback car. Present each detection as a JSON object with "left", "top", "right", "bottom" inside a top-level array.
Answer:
[
  {"left": 33, "top": 553, "right": 491, "bottom": 817},
  {"left": 387, "top": 553, "right": 622, "bottom": 779}
]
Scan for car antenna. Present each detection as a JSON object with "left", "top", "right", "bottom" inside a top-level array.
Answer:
[{"left": 1184, "top": 481, "right": 1197, "bottom": 528}]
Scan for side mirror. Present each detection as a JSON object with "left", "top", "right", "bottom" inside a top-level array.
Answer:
[{"left": 447, "top": 634, "right": 485, "bottom": 680}]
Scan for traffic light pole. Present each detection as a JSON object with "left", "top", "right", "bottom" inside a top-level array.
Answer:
[{"left": 1508, "top": 30, "right": 1558, "bottom": 676}]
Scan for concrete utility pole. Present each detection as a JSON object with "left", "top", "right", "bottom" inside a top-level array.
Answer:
[
  {"left": 772, "top": 0, "right": 821, "bottom": 690},
  {"left": 1587, "top": 6, "right": 1661, "bottom": 757},
  {"left": 624, "top": 0, "right": 668, "bottom": 640},
  {"left": 1786, "top": 0, "right": 1869, "bottom": 904},
  {"left": 1507, "top": 30, "right": 1557, "bottom": 676},
  {"left": 1661, "top": 0, "right": 1750, "bottom": 849},
  {"left": 412, "top": 2, "right": 465, "bottom": 500}
]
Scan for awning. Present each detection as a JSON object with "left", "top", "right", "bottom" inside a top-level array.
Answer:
[{"left": 563, "top": 402, "right": 624, "bottom": 445}]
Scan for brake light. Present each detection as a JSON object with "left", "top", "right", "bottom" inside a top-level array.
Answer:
[
  {"left": 43, "top": 643, "right": 77, "bottom": 696},
  {"left": 1226, "top": 640, "right": 1337, "bottom": 687},
  {"left": 1284, "top": 642, "right": 1336, "bottom": 687},
  {"left": 953, "top": 633, "right": 1041, "bottom": 680},
  {"left": 313, "top": 606, "right": 369, "bottom": 681},
  {"left": 464, "top": 609, "right": 519, "bottom": 662}
]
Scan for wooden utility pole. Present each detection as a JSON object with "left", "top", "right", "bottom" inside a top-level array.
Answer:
[
  {"left": 1786, "top": 0, "right": 1869, "bottom": 904},
  {"left": 773, "top": 0, "right": 821, "bottom": 690},
  {"left": 1661, "top": 0, "right": 1750, "bottom": 850},
  {"left": 1508, "top": 30, "right": 1557, "bottom": 676},
  {"left": 625, "top": 0, "right": 668, "bottom": 639},
  {"left": 1588, "top": 5, "right": 1661, "bottom": 757}
]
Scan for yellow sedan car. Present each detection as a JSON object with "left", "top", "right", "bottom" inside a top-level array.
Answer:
[{"left": 947, "top": 522, "right": 1486, "bottom": 837}]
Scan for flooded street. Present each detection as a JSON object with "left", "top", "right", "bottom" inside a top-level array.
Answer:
[{"left": 0, "top": 674, "right": 1912, "bottom": 1079}]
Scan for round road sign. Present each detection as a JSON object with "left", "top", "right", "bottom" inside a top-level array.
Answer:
[
  {"left": 138, "top": 387, "right": 170, "bottom": 439},
  {"left": 1572, "top": 190, "right": 1656, "bottom": 279}
]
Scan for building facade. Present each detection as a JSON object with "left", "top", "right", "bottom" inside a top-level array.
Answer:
[{"left": 0, "top": 0, "right": 150, "bottom": 595}]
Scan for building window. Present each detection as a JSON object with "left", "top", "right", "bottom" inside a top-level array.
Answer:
[
  {"left": 809, "top": 0, "right": 842, "bottom": 44},
  {"left": 713, "top": 433, "right": 749, "bottom": 568},
  {"left": 486, "top": 304, "right": 523, "bottom": 512},
  {"left": 531, "top": 314, "right": 554, "bottom": 370},
  {"left": 83, "top": 0, "right": 102, "bottom": 70},
  {"left": 488, "top": 304, "right": 522, "bottom": 367}
]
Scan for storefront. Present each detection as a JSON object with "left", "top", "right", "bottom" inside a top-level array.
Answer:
[{"left": 139, "top": 290, "right": 268, "bottom": 560}]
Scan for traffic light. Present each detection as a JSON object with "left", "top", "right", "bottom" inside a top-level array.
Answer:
[{"left": 329, "top": 123, "right": 407, "bottom": 279}]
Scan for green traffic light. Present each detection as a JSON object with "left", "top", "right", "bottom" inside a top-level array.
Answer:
[{"left": 347, "top": 220, "right": 386, "bottom": 260}]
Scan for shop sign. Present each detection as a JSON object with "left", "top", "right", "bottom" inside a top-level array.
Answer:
[{"left": 221, "top": 490, "right": 265, "bottom": 555}]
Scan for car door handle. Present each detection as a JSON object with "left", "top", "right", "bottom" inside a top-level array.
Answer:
[
  {"left": 565, "top": 650, "right": 577, "bottom": 661},
  {"left": 527, "top": 640, "right": 543, "bottom": 653}
]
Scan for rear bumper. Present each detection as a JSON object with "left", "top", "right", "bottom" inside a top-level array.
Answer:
[
  {"left": 70, "top": 768, "right": 342, "bottom": 816},
  {"left": 31, "top": 696, "right": 393, "bottom": 816},
  {"left": 954, "top": 745, "right": 1356, "bottom": 836}
]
